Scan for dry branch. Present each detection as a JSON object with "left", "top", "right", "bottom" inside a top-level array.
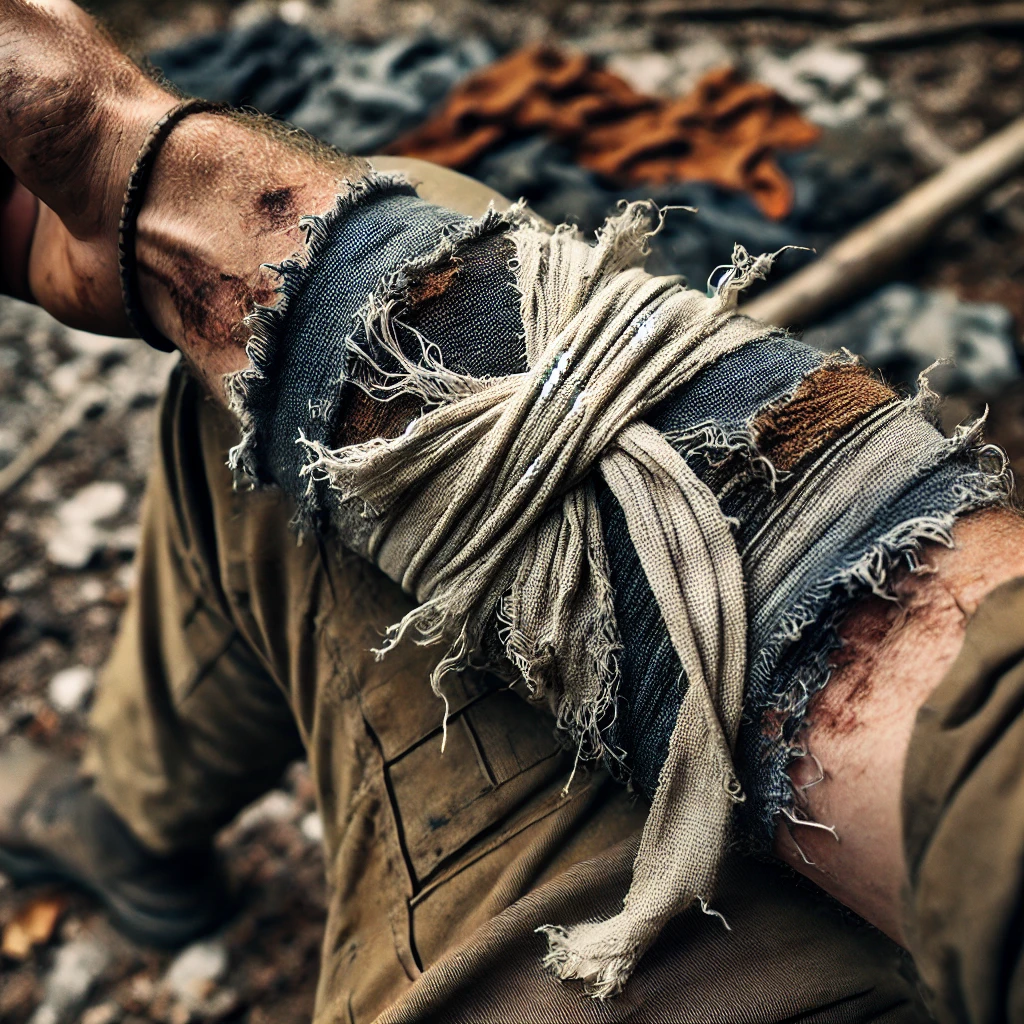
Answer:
[
  {"left": 842, "top": 4, "right": 1024, "bottom": 49},
  {"left": 0, "top": 386, "right": 107, "bottom": 500},
  {"left": 742, "top": 114, "right": 1024, "bottom": 328}
]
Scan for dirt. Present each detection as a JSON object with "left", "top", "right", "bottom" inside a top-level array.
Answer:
[{"left": 3, "top": 2, "right": 1024, "bottom": 1022}]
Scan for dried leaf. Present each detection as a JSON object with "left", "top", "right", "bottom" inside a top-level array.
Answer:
[
  {"left": 2, "top": 894, "right": 67, "bottom": 960},
  {"left": 25, "top": 706, "right": 60, "bottom": 741}
]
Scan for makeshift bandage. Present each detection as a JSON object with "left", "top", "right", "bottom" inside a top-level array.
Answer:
[{"left": 225, "top": 173, "right": 1010, "bottom": 997}]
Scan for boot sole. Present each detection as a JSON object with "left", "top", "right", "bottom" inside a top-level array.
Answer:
[{"left": 0, "top": 844, "right": 232, "bottom": 949}]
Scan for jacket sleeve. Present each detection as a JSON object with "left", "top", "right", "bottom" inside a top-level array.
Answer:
[{"left": 902, "top": 573, "right": 1024, "bottom": 1024}]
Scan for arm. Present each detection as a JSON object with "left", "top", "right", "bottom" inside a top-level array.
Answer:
[
  {"left": 1, "top": 1, "right": 1021, "bottom": 1005},
  {"left": 0, "top": 0, "right": 366, "bottom": 393},
  {"left": 775, "top": 506, "right": 1024, "bottom": 946}
]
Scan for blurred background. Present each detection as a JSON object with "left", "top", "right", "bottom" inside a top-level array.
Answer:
[{"left": 4, "top": 0, "right": 1024, "bottom": 1021}]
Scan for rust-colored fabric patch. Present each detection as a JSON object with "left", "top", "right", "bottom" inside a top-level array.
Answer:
[
  {"left": 387, "top": 46, "right": 820, "bottom": 220},
  {"left": 404, "top": 260, "right": 462, "bottom": 310},
  {"left": 333, "top": 388, "right": 419, "bottom": 448},
  {"left": 754, "top": 364, "right": 897, "bottom": 473}
]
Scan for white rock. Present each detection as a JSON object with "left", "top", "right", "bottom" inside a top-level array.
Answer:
[
  {"left": 163, "top": 939, "right": 229, "bottom": 1007},
  {"left": 47, "top": 482, "right": 127, "bottom": 569},
  {"left": 4, "top": 565, "right": 45, "bottom": 593},
  {"left": 58, "top": 482, "right": 127, "bottom": 525},
  {"left": 48, "top": 666, "right": 96, "bottom": 714},
  {"left": 77, "top": 579, "right": 105, "bottom": 605},
  {"left": 279, "top": 0, "right": 312, "bottom": 23},
  {"left": 235, "top": 790, "right": 296, "bottom": 832},
  {"left": 29, "top": 935, "right": 110, "bottom": 1024},
  {"left": 80, "top": 1003, "right": 120, "bottom": 1024},
  {"left": 300, "top": 811, "right": 324, "bottom": 844},
  {"left": 49, "top": 360, "right": 90, "bottom": 399},
  {"left": 606, "top": 51, "right": 677, "bottom": 95}
]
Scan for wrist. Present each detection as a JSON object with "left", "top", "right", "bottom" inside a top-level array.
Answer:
[{"left": 134, "top": 111, "right": 366, "bottom": 386}]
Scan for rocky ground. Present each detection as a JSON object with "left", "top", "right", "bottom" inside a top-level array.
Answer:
[{"left": 4, "top": 1, "right": 1024, "bottom": 1022}]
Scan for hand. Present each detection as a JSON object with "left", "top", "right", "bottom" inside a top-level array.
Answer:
[
  {"left": 0, "top": 0, "right": 175, "bottom": 333},
  {"left": 0, "top": 0, "right": 362, "bottom": 391}
]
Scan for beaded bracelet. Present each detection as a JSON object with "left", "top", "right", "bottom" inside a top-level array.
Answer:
[{"left": 117, "top": 98, "right": 231, "bottom": 352}]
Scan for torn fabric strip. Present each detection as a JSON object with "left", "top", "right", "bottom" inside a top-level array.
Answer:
[{"left": 225, "top": 170, "right": 1011, "bottom": 997}]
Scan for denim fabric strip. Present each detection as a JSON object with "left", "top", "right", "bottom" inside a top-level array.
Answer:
[{"left": 241, "top": 178, "right": 471, "bottom": 511}]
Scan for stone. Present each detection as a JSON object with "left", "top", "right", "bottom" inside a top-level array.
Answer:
[
  {"left": 163, "top": 939, "right": 228, "bottom": 1008},
  {"left": 80, "top": 1003, "right": 120, "bottom": 1024},
  {"left": 300, "top": 811, "right": 324, "bottom": 844},
  {"left": 28, "top": 934, "right": 111, "bottom": 1024},
  {"left": 48, "top": 666, "right": 96, "bottom": 714},
  {"left": 47, "top": 482, "right": 128, "bottom": 570},
  {"left": 77, "top": 579, "right": 106, "bottom": 605},
  {"left": 605, "top": 51, "right": 676, "bottom": 95},
  {"left": 3, "top": 566, "right": 44, "bottom": 594},
  {"left": 234, "top": 790, "right": 296, "bottom": 833}
]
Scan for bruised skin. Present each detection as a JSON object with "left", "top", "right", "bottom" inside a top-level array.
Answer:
[
  {"left": 775, "top": 507, "right": 1024, "bottom": 945},
  {"left": 135, "top": 111, "right": 367, "bottom": 384}
]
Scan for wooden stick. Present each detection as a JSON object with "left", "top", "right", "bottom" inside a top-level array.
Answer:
[
  {"left": 638, "top": 0, "right": 868, "bottom": 24},
  {"left": 742, "top": 115, "right": 1024, "bottom": 328},
  {"left": 842, "top": 4, "right": 1024, "bottom": 49},
  {"left": 0, "top": 386, "right": 106, "bottom": 500}
]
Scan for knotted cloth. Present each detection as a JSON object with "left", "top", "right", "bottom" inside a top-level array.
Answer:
[{"left": 295, "top": 203, "right": 777, "bottom": 996}]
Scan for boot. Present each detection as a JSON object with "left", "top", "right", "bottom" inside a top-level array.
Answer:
[{"left": 0, "top": 737, "right": 233, "bottom": 948}]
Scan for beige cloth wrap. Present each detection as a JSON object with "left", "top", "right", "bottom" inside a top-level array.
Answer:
[{"left": 299, "top": 203, "right": 777, "bottom": 996}]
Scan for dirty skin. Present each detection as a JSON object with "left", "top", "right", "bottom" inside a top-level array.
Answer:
[
  {"left": 252, "top": 185, "right": 298, "bottom": 234},
  {"left": 139, "top": 240, "right": 277, "bottom": 377}
]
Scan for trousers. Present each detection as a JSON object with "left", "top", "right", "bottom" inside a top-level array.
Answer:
[{"left": 77, "top": 366, "right": 925, "bottom": 1024}]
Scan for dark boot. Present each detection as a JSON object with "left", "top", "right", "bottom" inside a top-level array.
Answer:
[{"left": 0, "top": 737, "right": 233, "bottom": 948}]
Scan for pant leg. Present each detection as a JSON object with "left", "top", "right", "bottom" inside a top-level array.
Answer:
[{"left": 82, "top": 363, "right": 305, "bottom": 854}]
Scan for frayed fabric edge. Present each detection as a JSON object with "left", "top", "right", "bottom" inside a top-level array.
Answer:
[
  {"left": 750, "top": 409, "right": 1013, "bottom": 849},
  {"left": 223, "top": 171, "right": 424, "bottom": 485}
]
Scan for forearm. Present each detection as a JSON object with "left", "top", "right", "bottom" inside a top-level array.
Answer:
[
  {"left": 775, "top": 506, "right": 1024, "bottom": 945},
  {"left": 135, "top": 111, "right": 368, "bottom": 388}
]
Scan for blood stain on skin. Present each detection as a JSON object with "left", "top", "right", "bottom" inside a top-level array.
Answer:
[
  {"left": 138, "top": 242, "right": 276, "bottom": 366},
  {"left": 253, "top": 186, "right": 298, "bottom": 232},
  {"left": 807, "top": 598, "right": 898, "bottom": 738}
]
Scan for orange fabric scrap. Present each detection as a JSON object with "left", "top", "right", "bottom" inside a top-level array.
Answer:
[
  {"left": 388, "top": 45, "right": 821, "bottom": 221},
  {"left": 2, "top": 893, "right": 67, "bottom": 960}
]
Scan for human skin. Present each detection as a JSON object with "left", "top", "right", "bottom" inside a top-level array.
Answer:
[{"left": 1, "top": 0, "right": 1022, "bottom": 955}]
